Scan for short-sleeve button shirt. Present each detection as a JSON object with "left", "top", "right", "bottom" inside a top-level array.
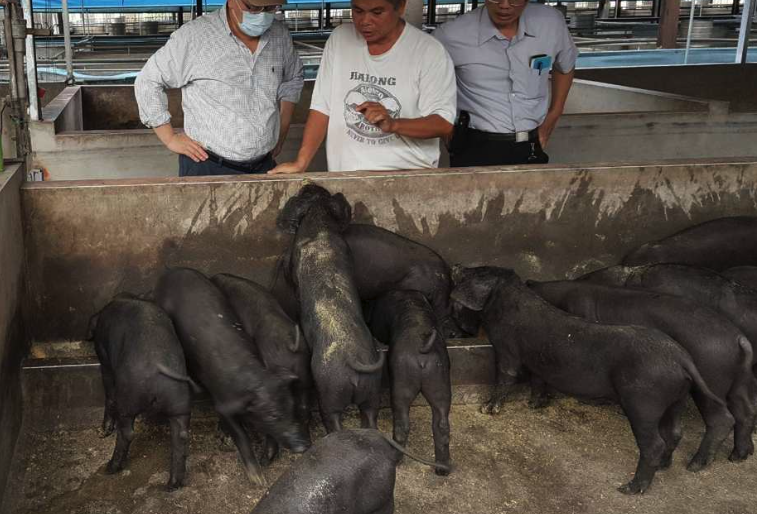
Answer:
[{"left": 434, "top": 5, "right": 578, "bottom": 133}]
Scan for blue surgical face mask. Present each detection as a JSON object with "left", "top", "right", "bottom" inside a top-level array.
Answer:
[{"left": 235, "top": 1, "right": 275, "bottom": 37}]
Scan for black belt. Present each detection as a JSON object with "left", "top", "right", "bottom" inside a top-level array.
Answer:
[
  {"left": 205, "top": 150, "right": 271, "bottom": 173},
  {"left": 468, "top": 128, "right": 539, "bottom": 143}
]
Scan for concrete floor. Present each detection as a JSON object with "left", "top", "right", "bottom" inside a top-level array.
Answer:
[{"left": 3, "top": 394, "right": 757, "bottom": 514}]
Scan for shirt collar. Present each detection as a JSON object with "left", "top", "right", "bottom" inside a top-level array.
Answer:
[
  {"left": 220, "top": 4, "right": 233, "bottom": 35},
  {"left": 478, "top": 4, "right": 537, "bottom": 46}
]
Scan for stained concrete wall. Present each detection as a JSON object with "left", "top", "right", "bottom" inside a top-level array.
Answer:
[
  {"left": 0, "top": 164, "right": 27, "bottom": 510},
  {"left": 20, "top": 158, "right": 757, "bottom": 344}
]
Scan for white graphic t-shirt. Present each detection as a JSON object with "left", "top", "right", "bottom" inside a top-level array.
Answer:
[{"left": 310, "top": 23, "right": 457, "bottom": 172}]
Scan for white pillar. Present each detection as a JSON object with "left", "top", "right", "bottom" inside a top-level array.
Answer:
[
  {"left": 62, "top": 0, "right": 75, "bottom": 84},
  {"left": 736, "top": 0, "right": 756, "bottom": 64},
  {"left": 404, "top": 0, "right": 424, "bottom": 28},
  {"left": 20, "top": 0, "right": 40, "bottom": 121}
]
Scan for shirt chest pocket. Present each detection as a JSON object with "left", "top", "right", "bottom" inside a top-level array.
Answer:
[{"left": 512, "top": 51, "right": 551, "bottom": 100}]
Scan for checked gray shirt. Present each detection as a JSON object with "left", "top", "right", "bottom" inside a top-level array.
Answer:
[{"left": 135, "top": 6, "right": 304, "bottom": 162}]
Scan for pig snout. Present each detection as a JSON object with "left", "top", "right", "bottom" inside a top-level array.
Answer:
[{"left": 279, "top": 425, "right": 311, "bottom": 453}]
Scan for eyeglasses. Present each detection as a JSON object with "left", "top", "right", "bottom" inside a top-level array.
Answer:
[
  {"left": 486, "top": 0, "right": 527, "bottom": 6},
  {"left": 239, "top": 2, "right": 280, "bottom": 12}
]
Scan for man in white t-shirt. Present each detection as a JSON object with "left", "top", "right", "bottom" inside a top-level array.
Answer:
[{"left": 269, "top": 0, "right": 457, "bottom": 173}]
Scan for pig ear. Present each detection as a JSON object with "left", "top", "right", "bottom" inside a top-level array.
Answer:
[
  {"left": 327, "top": 193, "right": 352, "bottom": 232},
  {"left": 450, "top": 275, "right": 499, "bottom": 312},
  {"left": 276, "top": 195, "right": 308, "bottom": 234}
]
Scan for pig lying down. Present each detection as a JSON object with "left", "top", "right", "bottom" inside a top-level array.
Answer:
[{"left": 251, "top": 429, "right": 449, "bottom": 514}]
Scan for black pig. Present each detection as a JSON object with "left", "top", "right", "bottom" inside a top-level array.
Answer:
[
  {"left": 271, "top": 224, "right": 462, "bottom": 337},
  {"left": 155, "top": 267, "right": 309, "bottom": 485},
  {"left": 366, "top": 290, "right": 452, "bottom": 475},
  {"left": 623, "top": 216, "right": 757, "bottom": 270},
  {"left": 89, "top": 294, "right": 191, "bottom": 490},
  {"left": 277, "top": 184, "right": 385, "bottom": 433},
  {"left": 211, "top": 272, "right": 313, "bottom": 464},
  {"left": 451, "top": 266, "right": 732, "bottom": 494},
  {"left": 529, "top": 280, "right": 756, "bottom": 465},
  {"left": 251, "top": 429, "right": 448, "bottom": 514}
]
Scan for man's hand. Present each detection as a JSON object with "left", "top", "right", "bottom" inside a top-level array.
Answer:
[
  {"left": 356, "top": 102, "right": 397, "bottom": 133},
  {"left": 537, "top": 112, "right": 560, "bottom": 149},
  {"left": 166, "top": 133, "right": 209, "bottom": 162},
  {"left": 269, "top": 160, "right": 306, "bottom": 175}
]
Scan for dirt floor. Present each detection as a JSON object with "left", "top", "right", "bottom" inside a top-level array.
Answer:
[{"left": 3, "top": 394, "right": 757, "bottom": 514}]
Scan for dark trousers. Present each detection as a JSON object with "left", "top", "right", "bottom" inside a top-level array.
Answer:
[
  {"left": 178, "top": 153, "right": 275, "bottom": 177},
  {"left": 449, "top": 129, "right": 549, "bottom": 168}
]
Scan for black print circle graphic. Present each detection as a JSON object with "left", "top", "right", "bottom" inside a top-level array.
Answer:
[{"left": 343, "top": 83, "right": 402, "bottom": 139}]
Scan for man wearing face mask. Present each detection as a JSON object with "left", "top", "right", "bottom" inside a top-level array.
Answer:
[{"left": 135, "top": 0, "right": 303, "bottom": 176}]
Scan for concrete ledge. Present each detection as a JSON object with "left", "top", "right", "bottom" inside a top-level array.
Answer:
[{"left": 21, "top": 338, "right": 495, "bottom": 430}]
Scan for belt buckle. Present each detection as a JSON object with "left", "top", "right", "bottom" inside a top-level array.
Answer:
[{"left": 515, "top": 131, "right": 529, "bottom": 143}]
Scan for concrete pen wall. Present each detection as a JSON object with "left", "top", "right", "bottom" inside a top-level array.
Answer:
[
  {"left": 20, "top": 158, "right": 757, "bottom": 345},
  {"left": 0, "top": 164, "right": 28, "bottom": 510}
]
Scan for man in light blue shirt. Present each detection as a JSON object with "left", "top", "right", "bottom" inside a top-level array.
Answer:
[{"left": 434, "top": 0, "right": 577, "bottom": 166}]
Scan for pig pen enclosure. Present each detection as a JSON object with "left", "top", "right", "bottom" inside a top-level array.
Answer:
[{"left": 3, "top": 159, "right": 757, "bottom": 513}]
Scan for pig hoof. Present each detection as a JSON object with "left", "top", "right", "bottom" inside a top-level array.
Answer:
[
  {"left": 105, "top": 461, "right": 123, "bottom": 475},
  {"left": 217, "top": 434, "right": 236, "bottom": 453},
  {"left": 165, "top": 480, "right": 184, "bottom": 492},
  {"left": 728, "top": 449, "right": 750, "bottom": 463},
  {"left": 435, "top": 464, "right": 451, "bottom": 476},
  {"left": 617, "top": 481, "right": 647, "bottom": 495},
  {"left": 686, "top": 457, "right": 711, "bottom": 472},
  {"left": 480, "top": 401, "right": 502, "bottom": 416},
  {"left": 246, "top": 470, "right": 267, "bottom": 487},
  {"left": 527, "top": 398, "right": 549, "bottom": 410}
]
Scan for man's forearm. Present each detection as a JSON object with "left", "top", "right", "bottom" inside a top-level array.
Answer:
[
  {"left": 549, "top": 69, "right": 575, "bottom": 117},
  {"left": 278, "top": 100, "right": 296, "bottom": 145},
  {"left": 153, "top": 123, "right": 176, "bottom": 147},
  {"left": 390, "top": 114, "right": 453, "bottom": 140},
  {"left": 295, "top": 110, "right": 329, "bottom": 169}
]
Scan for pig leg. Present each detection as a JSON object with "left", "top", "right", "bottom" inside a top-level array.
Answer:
[
  {"left": 216, "top": 418, "right": 236, "bottom": 452},
  {"left": 481, "top": 346, "right": 520, "bottom": 415},
  {"left": 167, "top": 414, "right": 190, "bottom": 491},
  {"left": 359, "top": 403, "right": 380, "bottom": 429},
  {"left": 98, "top": 362, "right": 117, "bottom": 437},
  {"left": 390, "top": 385, "right": 418, "bottom": 455},
  {"left": 617, "top": 397, "right": 669, "bottom": 494},
  {"left": 658, "top": 398, "right": 686, "bottom": 470},
  {"left": 687, "top": 393, "right": 735, "bottom": 471},
  {"left": 260, "top": 436, "right": 279, "bottom": 467},
  {"left": 528, "top": 376, "right": 550, "bottom": 410},
  {"left": 321, "top": 410, "right": 343, "bottom": 433},
  {"left": 223, "top": 415, "right": 266, "bottom": 486},
  {"left": 726, "top": 380, "right": 757, "bottom": 462},
  {"left": 106, "top": 415, "right": 135, "bottom": 474},
  {"left": 422, "top": 384, "right": 452, "bottom": 476}
]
